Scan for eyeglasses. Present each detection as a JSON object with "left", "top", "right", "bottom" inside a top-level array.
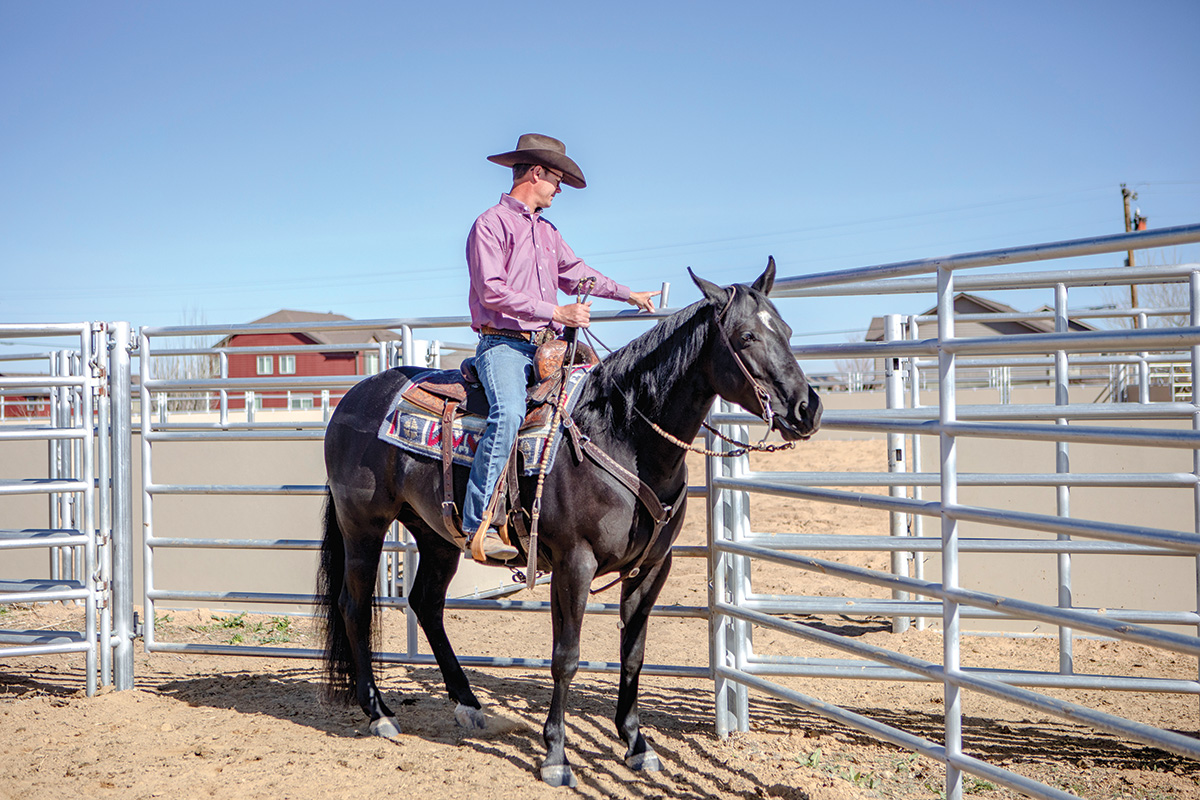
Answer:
[{"left": 538, "top": 167, "right": 563, "bottom": 188}]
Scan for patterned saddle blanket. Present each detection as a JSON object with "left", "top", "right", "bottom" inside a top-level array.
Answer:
[{"left": 376, "top": 364, "right": 594, "bottom": 476}]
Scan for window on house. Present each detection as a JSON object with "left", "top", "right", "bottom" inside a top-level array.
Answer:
[
  {"left": 289, "top": 393, "right": 314, "bottom": 410},
  {"left": 256, "top": 355, "right": 273, "bottom": 375},
  {"left": 279, "top": 355, "right": 296, "bottom": 375},
  {"left": 365, "top": 353, "right": 380, "bottom": 374}
]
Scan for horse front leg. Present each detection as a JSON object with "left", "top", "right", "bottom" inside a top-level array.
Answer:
[
  {"left": 615, "top": 552, "right": 672, "bottom": 771},
  {"left": 408, "top": 527, "right": 486, "bottom": 729},
  {"left": 540, "top": 550, "right": 597, "bottom": 788}
]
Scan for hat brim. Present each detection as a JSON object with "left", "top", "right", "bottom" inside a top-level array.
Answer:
[{"left": 487, "top": 149, "right": 586, "bottom": 189}]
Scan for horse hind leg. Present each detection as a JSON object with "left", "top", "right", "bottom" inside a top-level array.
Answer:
[
  {"left": 406, "top": 521, "right": 486, "bottom": 730},
  {"left": 328, "top": 504, "right": 401, "bottom": 738}
]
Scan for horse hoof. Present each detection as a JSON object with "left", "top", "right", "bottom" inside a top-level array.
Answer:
[
  {"left": 626, "top": 750, "right": 662, "bottom": 771},
  {"left": 368, "top": 716, "right": 401, "bottom": 738},
  {"left": 454, "top": 703, "right": 487, "bottom": 730},
  {"left": 539, "top": 765, "right": 577, "bottom": 788}
]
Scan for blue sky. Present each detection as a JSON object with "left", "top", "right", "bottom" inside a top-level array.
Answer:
[{"left": 3, "top": 2, "right": 1198, "bottom": 354}]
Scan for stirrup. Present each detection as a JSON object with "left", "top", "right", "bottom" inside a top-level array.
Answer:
[{"left": 469, "top": 528, "right": 518, "bottom": 562}]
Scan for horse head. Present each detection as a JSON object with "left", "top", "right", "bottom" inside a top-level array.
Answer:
[{"left": 690, "top": 258, "right": 822, "bottom": 440}]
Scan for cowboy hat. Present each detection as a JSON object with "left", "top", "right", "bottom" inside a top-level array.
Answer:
[{"left": 486, "top": 133, "right": 587, "bottom": 189}]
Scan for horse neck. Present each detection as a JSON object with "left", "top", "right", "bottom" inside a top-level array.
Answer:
[{"left": 582, "top": 303, "right": 720, "bottom": 483}]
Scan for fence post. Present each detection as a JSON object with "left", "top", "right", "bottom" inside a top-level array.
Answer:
[
  {"left": 1138, "top": 312, "right": 1150, "bottom": 403},
  {"left": 1054, "top": 284, "right": 1074, "bottom": 675},
  {"left": 399, "top": 325, "right": 420, "bottom": 652},
  {"left": 884, "top": 315, "right": 911, "bottom": 633},
  {"left": 1191, "top": 271, "right": 1200, "bottom": 713},
  {"left": 937, "top": 265, "right": 964, "bottom": 800},
  {"left": 906, "top": 316, "right": 927, "bottom": 630},
  {"left": 708, "top": 399, "right": 751, "bottom": 735},
  {"left": 96, "top": 331, "right": 113, "bottom": 688},
  {"left": 109, "top": 322, "right": 135, "bottom": 690}
]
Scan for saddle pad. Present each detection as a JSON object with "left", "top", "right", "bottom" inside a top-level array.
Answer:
[{"left": 377, "top": 364, "right": 595, "bottom": 476}]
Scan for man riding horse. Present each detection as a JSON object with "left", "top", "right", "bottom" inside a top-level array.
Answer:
[{"left": 463, "top": 133, "right": 660, "bottom": 560}]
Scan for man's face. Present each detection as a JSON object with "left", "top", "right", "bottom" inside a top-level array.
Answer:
[{"left": 532, "top": 166, "right": 563, "bottom": 210}]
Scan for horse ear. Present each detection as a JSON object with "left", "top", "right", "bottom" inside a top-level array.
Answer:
[
  {"left": 751, "top": 256, "right": 776, "bottom": 296},
  {"left": 689, "top": 267, "right": 729, "bottom": 307}
]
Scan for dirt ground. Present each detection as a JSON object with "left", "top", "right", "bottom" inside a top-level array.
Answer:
[{"left": 2, "top": 439, "right": 1199, "bottom": 799}]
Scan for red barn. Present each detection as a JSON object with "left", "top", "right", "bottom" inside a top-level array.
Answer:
[
  {"left": 217, "top": 310, "right": 400, "bottom": 410},
  {"left": 0, "top": 377, "right": 52, "bottom": 419}
]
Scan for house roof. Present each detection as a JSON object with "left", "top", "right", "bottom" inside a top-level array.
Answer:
[
  {"left": 216, "top": 310, "right": 401, "bottom": 348},
  {"left": 866, "top": 292, "right": 1098, "bottom": 341}
]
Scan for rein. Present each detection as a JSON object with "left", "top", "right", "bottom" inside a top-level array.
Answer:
[
  {"left": 524, "top": 277, "right": 596, "bottom": 590},
  {"left": 634, "top": 408, "right": 794, "bottom": 458}
]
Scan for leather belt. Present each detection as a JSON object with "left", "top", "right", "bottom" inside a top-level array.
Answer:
[{"left": 480, "top": 325, "right": 557, "bottom": 347}]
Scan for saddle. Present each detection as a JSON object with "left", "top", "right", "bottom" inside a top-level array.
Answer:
[{"left": 399, "top": 338, "right": 599, "bottom": 564}]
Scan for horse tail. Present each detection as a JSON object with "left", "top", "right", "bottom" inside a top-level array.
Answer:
[{"left": 316, "top": 487, "right": 356, "bottom": 705}]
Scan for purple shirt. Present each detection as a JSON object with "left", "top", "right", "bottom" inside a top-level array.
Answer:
[{"left": 466, "top": 194, "right": 630, "bottom": 332}]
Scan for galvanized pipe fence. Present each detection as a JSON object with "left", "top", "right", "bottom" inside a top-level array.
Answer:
[
  {"left": 4, "top": 225, "right": 1200, "bottom": 799},
  {"left": 0, "top": 322, "right": 133, "bottom": 694},
  {"left": 709, "top": 222, "right": 1200, "bottom": 800}
]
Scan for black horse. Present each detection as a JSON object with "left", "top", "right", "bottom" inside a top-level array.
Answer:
[{"left": 317, "top": 260, "right": 821, "bottom": 787}]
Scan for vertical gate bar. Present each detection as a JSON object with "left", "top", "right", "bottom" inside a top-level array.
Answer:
[
  {"left": 937, "top": 265, "right": 963, "bottom": 800},
  {"left": 730, "top": 413, "right": 751, "bottom": 732},
  {"left": 80, "top": 328, "right": 98, "bottom": 695},
  {"left": 97, "top": 358, "right": 113, "bottom": 688},
  {"left": 219, "top": 351, "right": 229, "bottom": 426},
  {"left": 400, "top": 325, "right": 419, "bottom": 652},
  {"left": 1138, "top": 312, "right": 1150, "bottom": 403},
  {"left": 111, "top": 322, "right": 135, "bottom": 689},
  {"left": 1054, "top": 284, "right": 1074, "bottom": 674},
  {"left": 402, "top": 525, "right": 418, "bottom": 658},
  {"left": 885, "top": 314, "right": 910, "bottom": 633},
  {"left": 707, "top": 399, "right": 734, "bottom": 737},
  {"left": 74, "top": 352, "right": 85, "bottom": 584},
  {"left": 139, "top": 328, "right": 158, "bottom": 656},
  {"left": 62, "top": 351, "right": 74, "bottom": 581},
  {"left": 48, "top": 351, "right": 61, "bottom": 581},
  {"left": 908, "top": 315, "right": 926, "bottom": 630},
  {"left": 1191, "top": 271, "right": 1200, "bottom": 713}
]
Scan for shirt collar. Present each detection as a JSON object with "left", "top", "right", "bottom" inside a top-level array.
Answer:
[{"left": 499, "top": 193, "right": 539, "bottom": 219}]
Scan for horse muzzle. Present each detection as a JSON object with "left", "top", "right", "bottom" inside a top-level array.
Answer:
[{"left": 773, "top": 386, "right": 822, "bottom": 441}]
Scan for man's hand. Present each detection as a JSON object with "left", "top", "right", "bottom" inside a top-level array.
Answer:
[
  {"left": 627, "top": 290, "right": 661, "bottom": 313},
  {"left": 553, "top": 301, "right": 592, "bottom": 328}
]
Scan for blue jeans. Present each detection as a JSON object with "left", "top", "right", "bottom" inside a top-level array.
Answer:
[{"left": 462, "top": 335, "right": 538, "bottom": 536}]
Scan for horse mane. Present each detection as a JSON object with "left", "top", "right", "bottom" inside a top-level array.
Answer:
[{"left": 573, "top": 297, "right": 717, "bottom": 435}]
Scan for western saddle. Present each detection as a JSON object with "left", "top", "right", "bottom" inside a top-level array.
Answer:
[{"left": 397, "top": 338, "right": 599, "bottom": 564}]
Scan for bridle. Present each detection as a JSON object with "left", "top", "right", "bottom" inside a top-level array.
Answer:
[{"left": 636, "top": 285, "right": 795, "bottom": 458}]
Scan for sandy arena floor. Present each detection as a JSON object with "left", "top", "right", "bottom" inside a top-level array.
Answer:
[{"left": 2, "top": 440, "right": 1198, "bottom": 799}]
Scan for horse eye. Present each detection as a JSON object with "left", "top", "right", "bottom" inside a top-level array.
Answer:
[{"left": 740, "top": 331, "right": 756, "bottom": 344}]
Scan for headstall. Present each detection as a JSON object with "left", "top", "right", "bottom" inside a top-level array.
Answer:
[{"left": 637, "top": 285, "right": 794, "bottom": 458}]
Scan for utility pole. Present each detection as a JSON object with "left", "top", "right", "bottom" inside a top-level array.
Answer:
[
  {"left": 1122, "top": 183, "right": 1138, "bottom": 311},
  {"left": 1122, "top": 184, "right": 1148, "bottom": 318}
]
